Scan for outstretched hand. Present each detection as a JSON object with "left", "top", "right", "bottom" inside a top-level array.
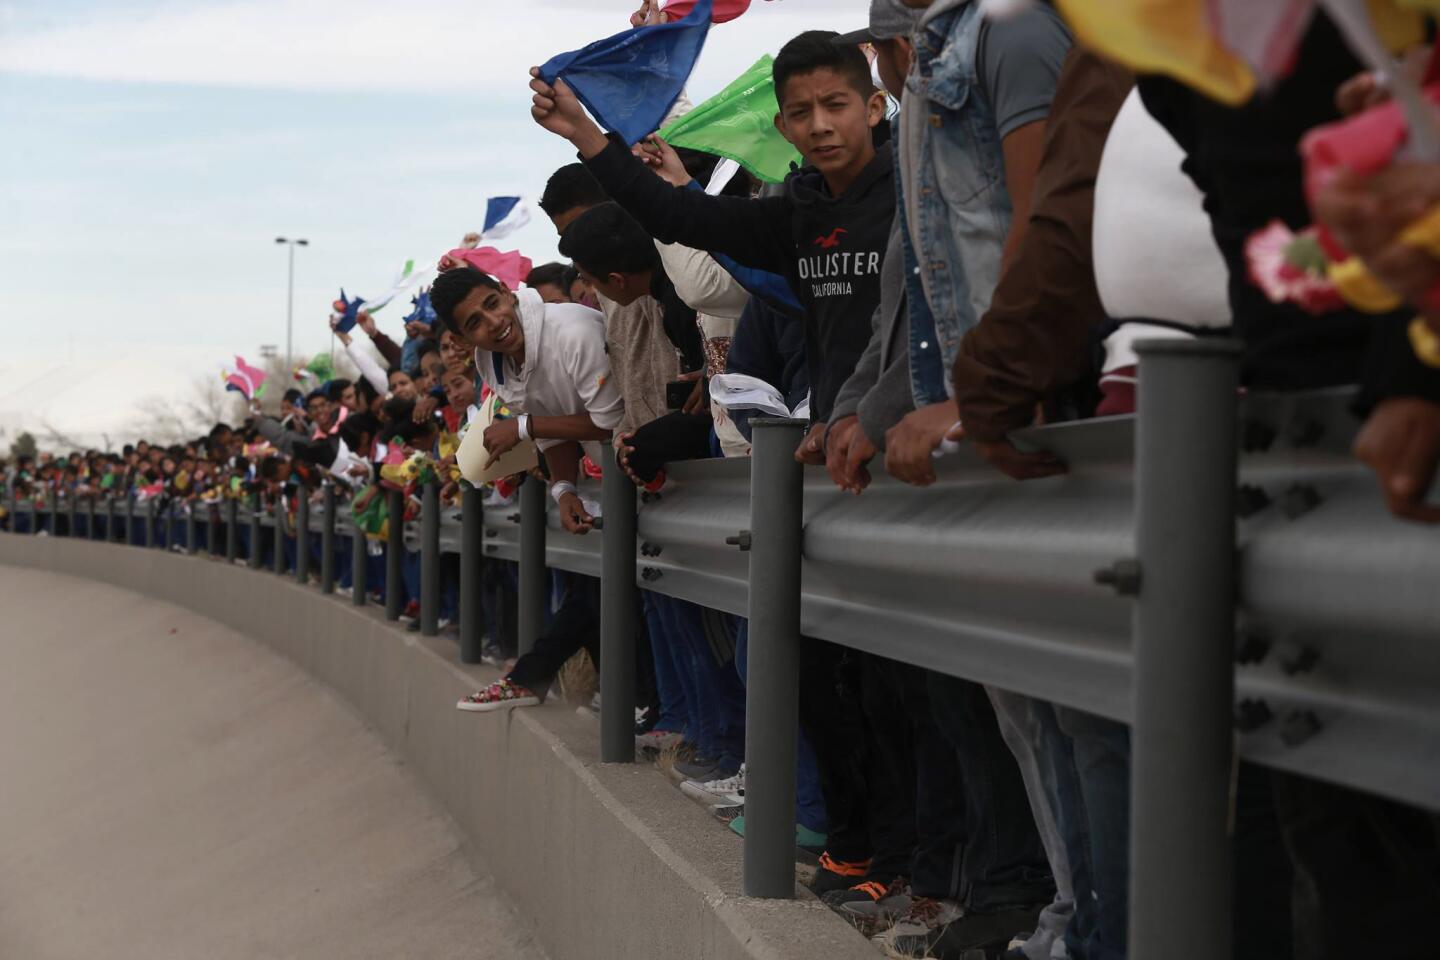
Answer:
[
  {"left": 529, "top": 69, "right": 608, "bottom": 157},
  {"left": 634, "top": 135, "right": 692, "bottom": 188}
]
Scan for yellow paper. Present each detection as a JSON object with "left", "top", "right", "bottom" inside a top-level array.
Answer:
[{"left": 456, "top": 394, "right": 539, "bottom": 485}]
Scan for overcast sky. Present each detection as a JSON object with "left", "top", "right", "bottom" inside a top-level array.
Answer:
[{"left": 0, "top": 0, "right": 850, "bottom": 446}]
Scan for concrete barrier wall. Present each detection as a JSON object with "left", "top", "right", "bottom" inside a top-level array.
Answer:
[{"left": 0, "top": 536, "right": 873, "bottom": 960}]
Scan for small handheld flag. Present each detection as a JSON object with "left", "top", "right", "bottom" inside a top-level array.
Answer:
[{"left": 482, "top": 197, "right": 532, "bottom": 241}]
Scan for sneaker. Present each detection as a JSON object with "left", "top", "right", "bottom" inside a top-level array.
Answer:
[
  {"left": 679, "top": 765, "right": 745, "bottom": 807},
  {"left": 923, "top": 904, "right": 1048, "bottom": 960},
  {"left": 795, "top": 823, "right": 827, "bottom": 855},
  {"left": 479, "top": 643, "right": 506, "bottom": 668},
  {"left": 635, "top": 729, "right": 684, "bottom": 754},
  {"left": 674, "top": 756, "right": 737, "bottom": 782},
  {"left": 400, "top": 600, "right": 419, "bottom": 622},
  {"left": 822, "top": 877, "right": 912, "bottom": 936},
  {"left": 872, "top": 896, "right": 965, "bottom": 955},
  {"left": 456, "top": 678, "right": 540, "bottom": 712},
  {"left": 809, "top": 851, "right": 873, "bottom": 897}
]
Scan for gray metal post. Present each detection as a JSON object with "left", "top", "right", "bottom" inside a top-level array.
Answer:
[
  {"left": 600, "top": 448, "right": 637, "bottom": 763},
  {"left": 743, "top": 417, "right": 806, "bottom": 899},
  {"left": 208, "top": 503, "right": 221, "bottom": 558},
  {"left": 145, "top": 498, "right": 156, "bottom": 548},
  {"left": 225, "top": 499, "right": 239, "bottom": 563},
  {"left": 68, "top": 491, "right": 78, "bottom": 538},
  {"left": 320, "top": 483, "right": 336, "bottom": 594},
  {"left": 107, "top": 496, "right": 117, "bottom": 543},
  {"left": 273, "top": 502, "right": 286, "bottom": 575},
  {"left": 88, "top": 496, "right": 98, "bottom": 541},
  {"left": 385, "top": 488, "right": 404, "bottom": 620},
  {"left": 459, "top": 486, "right": 485, "bottom": 663},
  {"left": 31, "top": 496, "right": 40, "bottom": 536},
  {"left": 295, "top": 491, "right": 310, "bottom": 584},
  {"left": 249, "top": 505, "right": 263, "bottom": 569},
  {"left": 184, "top": 501, "right": 198, "bottom": 555},
  {"left": 51, "top": 493, "right": 61, "bottom": 538},
  {"left": 517, "top": 476, "right": 546, "bottom": 658},
  {"left": 351, "top": 513, "right": 368, "bottom": 606},
  {"left": 123, "top": 495, "right": 133, "bottom": 544},
  {"left": 420, "top": 481, "right": 440, "bottom": 636},
  {"left": 1128, "top": 340, "right": 1241, "bottom": 960}
]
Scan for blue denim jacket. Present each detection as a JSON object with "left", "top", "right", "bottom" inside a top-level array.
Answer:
[{"left": 901, "top": 0, "right": 1011, "bottom": 407}]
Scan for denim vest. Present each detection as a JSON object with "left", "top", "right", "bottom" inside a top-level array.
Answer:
[{"left": 901, "top": 0, "right": 1011, "bottom": 406}]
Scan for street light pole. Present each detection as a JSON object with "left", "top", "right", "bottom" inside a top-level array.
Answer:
[{"left": 275, "top": 236, "right": 309, "bottom": 374}]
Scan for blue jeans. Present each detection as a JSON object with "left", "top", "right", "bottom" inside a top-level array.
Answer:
[
  {"left": 1054, "top": 706, "right": 1130, "bottom": 960},
  {"left": 401, "top": 549, "right": 421, "bottom": 608},
  {"left": 735, "top": 621, "right": 828, "bottom": 835},
  {"left": 649, "top": 594, "right": 744, "bottom": 770}
]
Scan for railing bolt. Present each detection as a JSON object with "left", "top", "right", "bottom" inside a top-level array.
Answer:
[
  {"left": 1278, "top": 641, "right": 1320, "bottom": 676},
  {"left": 1241, "top": 418, "right": 1277, "bottom": 453},
  {"left": 640, "top": 566, "right": 662, "bottom": 582},
  {"left": 1235, "top": 485, "right": 1271, "bottom": 518},
  {"left": 1280, "top": 484, "right": 1323, "bottom": 520},
  {"left": 1234, "top": 628, "right": 1271, "bottom": 666},
  {"left": 640, "top": 490, "right": 663, "bottom": 504},
  {"left": 725, "top": 530, "right": 753, "bottom": 552},
  {"left": 1234, "top": 698, "right": 1274, "bottom": 733},
  {"left": 640, "top": 541, "right": 662, "bottom": 557},
  {"left": 1279, "top": 709, "right": 1324, "bottom": 748},
  {"left": 1094, "top": 558, "right": 1142, "bottom": 596}
]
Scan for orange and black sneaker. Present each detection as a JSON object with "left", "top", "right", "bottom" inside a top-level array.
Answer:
[
  {"left": 821, "top": 877, "right": 912, "bottom": 935},
  {"left": 808, "top": 851, "right": 872, "bottom": 897}
]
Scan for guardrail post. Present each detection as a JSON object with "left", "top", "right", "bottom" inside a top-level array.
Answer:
[
  {"left": 249, "top": 505, "right": 263, "bottom": 569},
  {"left": 68, "top": 492, "right": 78, "bottom": 538},
  {"left": 51, "top": 493, "right": 61, "bottom": 538},
  {"left": 208, "top": 503, "right": 221, "bottom": 558},
  {"left": 87, "top": 495, "right": 98, "bottom": 541},
  {"left": 601, "top": 447, "right": 637, "bottom": 764},
  {"left": 518, "top": 476, "right": 546, "bottom": 658},
  {"left": 743, "top": 417, "right": 806, "bottom": 899},
  {"left": 321, "top": 483, "right": 336, "bottom": 594},
  {"left": 123, "top": 495, "right": 133, "bottom": 544},
  {"left": 295, "top": 491, "right": 310, "bottom": 584},
  {"left": 32, "top": 496, "right": 41, "bottom": 536},
  {"left": 184, "top": 501, "right": 198, "bottom": 555},
  {"left": 352, "top": 510, "right": 369, "bottom": 606},
  {"left": 107, "top": 496, "right": 117, "bottom": 542},
  {"left": 226, "top": 499, "right": 239, "bottom": 563},
  {"left": 386, "top": 488, "right": 404, "bottom": 620},
  {"left": 1128, "top": 340, "right": 1241, "bottom": 960},
  {"left": 145, "top": 498, "right": 157, "bottom": 548},
  {"left": 273, "top": 501, "right": 286, "bottom": 575},
  {"left": 421, "top": 481, "right": 441, "bottom": 636},
  {"left": 459, "top": 485, "right": 485, "bottom": 663}
]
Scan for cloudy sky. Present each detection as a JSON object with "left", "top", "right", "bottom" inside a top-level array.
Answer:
[{"left": 0, "top": 0, "right": 847, "bottom": 447}]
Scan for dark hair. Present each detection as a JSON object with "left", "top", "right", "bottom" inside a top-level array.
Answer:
[
  {"left": 430, "top": 267, "right": 503, "bottom": 335},
  {"left": 338, "top": 412, "right": 379, "bottom": 452},
  {"left": 416, "top": 340, "right": 439, "bottom": 360},
  {"left": 258, "top": 455, "right": 284, "bottom": 481},
  {"left": 283, "top": 388, "right": 304, "bottom": 406},
  {"left": 356, "top": 377, "right": 380, "bottom": 406},
  {"left": 539, "top": 163, "right": 608, "bottom": 217},
  {"left": 562, "top": 264, "right": 582, "bottom": 291},
  {"left": 382, "top": 396, "right": 416, "bottom": 425},
  {"left": 325, "top": 378, "right": 352, "bottom": 402},
  {"left": 557, "top": 201, "right": 657, "bottom": 279},
  {"left": 526, "top": 261, "right": 568, "bottom": 291},
  {"left": 305, "top": 388, "right": 328, "bottom": 404},
  {"left": 773, "top": 30, "right": 874, "bottom": 103}
]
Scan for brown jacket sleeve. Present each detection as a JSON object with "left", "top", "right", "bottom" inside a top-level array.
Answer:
[
  {"left": 952, "top": 51, "right": 1133, "bottom": 443},
  {"left": 369, "top": 331, "right": 402, "bottom": 368}
]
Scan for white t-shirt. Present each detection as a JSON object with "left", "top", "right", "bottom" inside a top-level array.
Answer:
[
  {"left": 473, "top": 288, "right": 624, "bottom": 466},
  {"left": 1093, "top": 90, "right": 1231, "bottom": 372}
]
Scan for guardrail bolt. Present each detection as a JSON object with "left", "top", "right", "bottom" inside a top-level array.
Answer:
[
  {"left": 640, "top": 490, "right": 663, "bottom": 504},
  {"left": 1285, "top": 419, "right": 1324, "bottom": 448},
  {"left": 641, "top": 566, "right": 662, "bottom": 582},
  {"left": 1234, "top": 698, "right": 1274, "bottom": 733},
  {"left": 485, "top": 544, "right": 497, "bottom": 554},
  {"left": 1280, "top": 484, "right": 1323, "bottom": 520},
  {"left": 1234, "top": 628, "right": 1271, "bottom": 665},
  {"left": 1279, "top": 709, "right": 1324, "bottom": 748},
  {"left": 1241, "top": 418, "right": 1277, "bottom": 453},
  {"left": 725, "top": 530, "right": 753, "bottom": 552},
  {"left": 1093, "top": 558, "right": 1142, "bottom": 596},
  {"left": 507, "top": 512, "right": 522, "bottom": 524},
  {"left": 485, "top": 529, "right": 498, "bottom": 538},
  {"left": 640, "top": 541, "right": 662, "bottom": 557},
  {"left": 1235, "top": 485, "right": 1272, "bottom": 518},
  {"left": 1278, "top": 641, "right": 1320, "bottom": 676}
]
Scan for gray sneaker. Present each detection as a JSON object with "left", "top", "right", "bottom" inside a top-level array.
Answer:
[
  {"left": 871, "top": 896, "right": 965, "bottom": 955},
  {"left": 673, "top": 757, "right": 737, "bottom": 782}
]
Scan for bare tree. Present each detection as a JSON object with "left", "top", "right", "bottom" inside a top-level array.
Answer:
[{"left": 125, "top": 374, "right": 245, "bottom": 445}]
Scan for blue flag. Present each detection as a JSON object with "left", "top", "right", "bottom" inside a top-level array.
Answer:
[
  {"left": 483, "top": 197, "right": 521, "bottom": 232},
  {"left": 538, "top": 0, "right": 712, "bottom": 145}
]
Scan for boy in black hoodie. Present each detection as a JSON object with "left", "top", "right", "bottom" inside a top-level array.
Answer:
[{"left": 529, "top": 29, "right": 894, "bottom": 461}]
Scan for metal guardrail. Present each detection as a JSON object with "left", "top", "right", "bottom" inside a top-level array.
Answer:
[{"left": 4, "top": 345, "right": 1437, "bottom": 960}]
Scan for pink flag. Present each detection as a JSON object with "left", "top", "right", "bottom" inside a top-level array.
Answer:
[
  {"left": 660, "top": 0, "right": 753, "bottom": 23},
  {"left": 441, "top": 246, "right": 535, "bottom": 291},
  {"left": 235, "top": 355, "right": 268, "bottom": 395}
]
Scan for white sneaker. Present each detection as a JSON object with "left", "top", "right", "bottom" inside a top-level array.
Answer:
[
  {"left": 634, "top": 729, "right": 684, "bottom": 754},
  {"left": 679, "top": 764, "right": 746, "bottom": 807}
]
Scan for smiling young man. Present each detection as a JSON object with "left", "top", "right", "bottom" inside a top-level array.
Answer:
[
  {"left": 429, "top": 265, "right": 623, "bottom": 536},
  {"left": 529, "top": 30, "right": 893, "bottom": 461}
]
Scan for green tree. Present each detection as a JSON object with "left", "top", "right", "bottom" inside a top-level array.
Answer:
[{"left": 9, "top": 432, "right": 36, "bottom": 460}]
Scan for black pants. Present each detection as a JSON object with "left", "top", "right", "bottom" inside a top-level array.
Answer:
[
  {"left": 798, "top": 638, "right": 916, "bottom": 877},
  {"left": 927, "top": 672, "right": 1055, "bottom": 912},
  {"left": 1272, "top": 770, "right": 1440, "bottom": 960},
  {"left": 889, "top": 661, "right": 968, "bottom": 898},
  {"left": 506, "top": 573, "right": 600, "bottom": 697}
]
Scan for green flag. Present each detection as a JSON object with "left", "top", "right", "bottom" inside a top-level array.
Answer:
[
  {"left": 305, "top": 352, "right": 335, "bottom": 384},
  {"left": 659, "top": 55, "right": 800, "bottom": 185}
]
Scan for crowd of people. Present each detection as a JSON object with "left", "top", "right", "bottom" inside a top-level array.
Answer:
[{"left": 6, "top": 0, "right": 1440, "bottom": 957}]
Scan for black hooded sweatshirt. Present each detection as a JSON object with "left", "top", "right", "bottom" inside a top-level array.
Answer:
[{"left": 583, "top": 135, "right": 896, "bottom": 423}]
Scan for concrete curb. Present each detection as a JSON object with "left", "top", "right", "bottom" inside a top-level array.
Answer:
[{"left": 1, "top": 536, "right": 876, "bottom": 960}]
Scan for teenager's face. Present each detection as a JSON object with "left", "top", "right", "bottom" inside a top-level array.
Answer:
[
  {"left": 340, "top": 385, "right": 358, "bottom": 411},
  {"left": 439, "top": 331, "right": 468, "bottom": 371},
  {"left": 388, "top": 371, "right": 416, "bottom": 401},
  {"left": 452, "top": 283, "right": 525, "bottom": 355},
  {"left": 443, "top": 371, "right": 476, "bottom": 409},
  {"left": 577, "top": 267, "right": 642, "bottom": 307},
  {"left": 534, "top": 281, "right": 569, "bottom": 304},
  {"left": 307, "top": 396, "right": 330, "bottom": 425},
  {"left": 421, "top": 352, "right": 444, "bottom": 383},
  {"left": 775, "top": 67, "right": 885, "bottom": 187}
]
